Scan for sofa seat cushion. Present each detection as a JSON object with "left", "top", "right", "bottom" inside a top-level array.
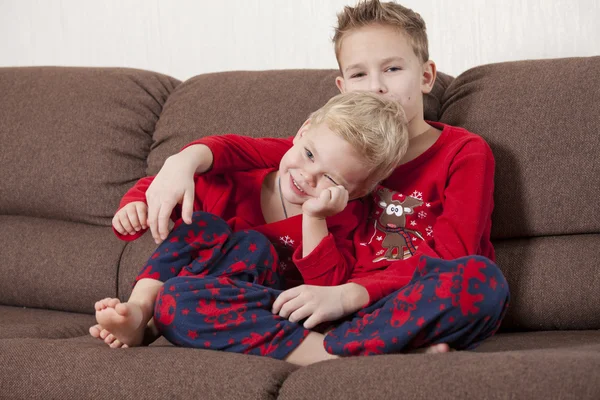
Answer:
[
  {"left": 0, "top": 216, "right": 123, "bottom": 312},
  {"left": 0, "top": 336, "right": 297, "bottom": 400},
  {"left": 278, "top": 331, "right": 600, "bottom": 400},
  {"left": 0, "top": 306, "right": 95, "bottom": 339}
]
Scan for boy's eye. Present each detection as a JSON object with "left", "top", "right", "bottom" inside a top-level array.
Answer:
[
  {"left": 385, "top": 67, "right": 401, "bottom": 72},
  {"left": 305, "top": 148, "right": 314, "bottom": 160},
  {"left": 350, "top": 72, "right": 366, "bottom": 79},
  {"left": 325, "top": 174, "right": 338, "bottom": 185}
]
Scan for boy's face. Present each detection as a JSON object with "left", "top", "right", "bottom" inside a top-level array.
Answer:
[
  {"left": 278, "top": 122, "right": 371, "bottom": 204},
  {"left": 335, "top": 24, "right": 436, "bottom": 130}
]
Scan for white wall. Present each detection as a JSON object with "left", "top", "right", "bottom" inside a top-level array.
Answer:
[{"left": 1, "top": 0, "right": 599, "bottom": 80}]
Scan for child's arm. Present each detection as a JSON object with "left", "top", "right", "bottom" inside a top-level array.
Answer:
[
  {"left": 183, "top": 134, "right": 293, "bottom": 174},
  {"left": 113, "top": 174, "right": 206, "bottom": 243},
  {"left": 290, "top": 196, "right": 364, "bottom": 287},
  {"left": 147, "top": 135, "right": 293, "bottom": 242},
  {"left": 350, "top": 140, "right": 496, "bottom": 306}
]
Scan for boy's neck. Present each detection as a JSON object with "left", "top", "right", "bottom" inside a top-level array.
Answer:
[
  {"left": 407, "top": 117, "right": 432, "bottom": 140},
  {"left": 399, "top": 118, "right": 441, "bottom": 165}
]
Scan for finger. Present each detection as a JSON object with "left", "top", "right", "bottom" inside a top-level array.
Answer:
[
  {"left": 182, "top": 189, "right": 194, "bottom": 225},
  {"left": 112, "top": 215, "right": 126, "bottom": 235},
  {"left": 272, "top": 287, "right": 300, "bottom": 314},
  {"left": 136, "top": 203, "right": 148, "bottom": 229},
  {"left": 303, "top": 312, "right": 324, "bottom": 330},
  {"left": 126, "top": 207, "right": 142, "bottom": 232},
  {"left": 278, "top": 296, "right": 307, "bottom": 319},
  {"left": 118, "top": 212, "right": 135, "bottom": 235},
  {"left": 147, "top": 201, "right": 160, "bottom": 243},
  {"left": 288, "top": 304, "right": 314, "bottom": 324},
  {"left": 158, "top": 200, "right": 176, "bottom": 241}
]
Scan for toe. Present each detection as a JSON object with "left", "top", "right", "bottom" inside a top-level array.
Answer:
[
  {"left": 107, "top": 298, "right": 121, "bottom": 308},
  {"left": 89, "top": 325, "right": 101, "bottom": 337},
  {"left": 104, "top": 334, "right": 115, "bottom": 344}
]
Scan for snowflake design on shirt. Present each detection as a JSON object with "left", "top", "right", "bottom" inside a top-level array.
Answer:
[
  {"left": 426, "top": 226, "right": 433, "bottom": 237},
  {"left": 418, "top": 211, "right": 427, "bottom": 219},
  {"left": 376, "top": 235, "right": 383, "bottom": 241},
  {"left": 410, "top": 220, "right": 417, "bottom": 227},
  {"left": 411, "top": 191, "right": 423, "bottom": 201},
  {"left": 426, "top": 203, "right": 431, "bottom": 208},
  {"left": 280, "top": 235, "right": 294, "bottom": 247}
]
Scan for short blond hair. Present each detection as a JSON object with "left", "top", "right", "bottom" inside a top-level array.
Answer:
[
  {"left": 308, "top": 91, "right": 408, "bottom": 195},
  {"left": 333, "top": 0, "right": 429, "bottom": 65}
]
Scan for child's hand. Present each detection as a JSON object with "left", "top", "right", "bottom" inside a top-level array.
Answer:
[
  {"left": 302, "top": 185, "right": 349, "bottom": 219},
  {"left": 272, "top": 284, "right": 347, "bottom": 329},
  {"left": 146, "top": 153, "right": 198, "bottom": 244},
  {"left": 112, "top": 202, "right": 148, "bottom": 235}
]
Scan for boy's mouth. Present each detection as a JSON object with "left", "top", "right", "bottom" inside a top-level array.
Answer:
[{"left": 289, "top": 174, "right": 306, "bottom": 195}]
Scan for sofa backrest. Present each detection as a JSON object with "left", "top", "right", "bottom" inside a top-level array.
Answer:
[
  {"left": 0, "top": 67, "right": 179, "bottom": 313},
  {"left": 439, "top": 57, "right": 600, "bottom": 330},
  {"left": 1, "top": 60, "right": 598, "bottom": 332}
]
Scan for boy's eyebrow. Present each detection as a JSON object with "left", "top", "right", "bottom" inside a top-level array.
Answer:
[{"left": 344, "top": 57, "right": 406, "bottom": 74}]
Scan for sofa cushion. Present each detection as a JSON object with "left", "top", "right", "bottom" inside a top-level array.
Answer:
[
  {"left": 146, "top": 70, "right": 453, "bottom": 174},
  {"left": 0, "top": 67, "right": 179, "bottom": 226},
  {"left": 495, "top": 234, "right": 600, "bottom": 331},
  {"left": 440, "top": 57, "right": 600, "bottom": 240},
  {"left": 278, "top": 331, "right": 600, "bottom": 400},
  {"left": 0, "top": 215, "right": 122, "bottom": 312},
  {"left": 0, "top": 336, "right": 297, "bottom": 400},
  {"left": 0, "top": 306, "right": 95, "bottom": 339}
]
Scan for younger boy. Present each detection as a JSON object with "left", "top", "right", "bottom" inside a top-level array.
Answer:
[
  {"left": 128, "top": 0, "right": 510, "bottom": 362},
  {"left": 91, "top": 92, "right": 409, "bottom": 365}
]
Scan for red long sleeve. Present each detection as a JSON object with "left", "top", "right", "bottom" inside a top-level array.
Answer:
[
  {"left": 183, "top": 134, "right": 292, "bottom": 173},
  {"left": 349, "top": 123, "right": 496, "bottom": 305}
]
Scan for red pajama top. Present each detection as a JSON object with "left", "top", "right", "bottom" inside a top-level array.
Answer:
[
  {"left": 189, "top": 122, "right": 496, "bottom": 305},
  {"left": 115, "top": 168, "right": 363, "bottom": 288}
]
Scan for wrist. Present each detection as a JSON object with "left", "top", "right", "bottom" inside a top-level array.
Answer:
[
  {"left": 342, "top": 283, "right": 370, "bottom": 313},
  {"left": 302, "top": 213, "right": 327, "bottom": 222},
  {"left": 176, "top": 144, "right": 213, "bottom": 174}
]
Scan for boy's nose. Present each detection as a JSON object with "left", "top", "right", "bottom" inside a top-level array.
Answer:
[
  {"left": 369, "top": 76, "right": 388, "bottom": 94},
  {"left": 300, "top": 170, "right": 317, "bottom": 187}
]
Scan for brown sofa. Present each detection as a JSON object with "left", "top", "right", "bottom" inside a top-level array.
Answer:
[{"left": 1, "top": 57, "right": 599, "bottom": 399}]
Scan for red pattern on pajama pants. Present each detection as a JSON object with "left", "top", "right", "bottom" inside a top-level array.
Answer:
[{"left": 137, "top": 211, "right": 509, "bottom": 359}]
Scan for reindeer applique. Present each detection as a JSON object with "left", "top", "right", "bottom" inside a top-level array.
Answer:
[{"left": 371, "top": 188, "right": 425, "bottom": 262}]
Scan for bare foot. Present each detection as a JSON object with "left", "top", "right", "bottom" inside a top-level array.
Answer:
[
  {"left": 94, "top": 298, "right": 146, "bottom": 347},
  {"left": 89, "top": 324, "right": 129, "bottom": 348},
  {"left": 411, "top": 343, "right": 451, "bottom": 354}
]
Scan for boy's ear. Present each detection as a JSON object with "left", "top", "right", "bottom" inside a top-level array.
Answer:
[
  {"left": 293, "top": 119, "right": 311, "bottom": 144},
  {"left": 335, "top": 76, "right": 347, "bottom": 93},
  {"left": 421, "top": 60, "right": 437, "bottom": 94}
]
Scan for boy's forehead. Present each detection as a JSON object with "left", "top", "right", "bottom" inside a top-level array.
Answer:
[{"left": 337, "top": 25, "right": 415, "bottom": 68}]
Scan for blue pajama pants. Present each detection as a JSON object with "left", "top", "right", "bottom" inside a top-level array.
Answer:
[{"left": 137, "top": 211, "right": 509, "bottom": 359}]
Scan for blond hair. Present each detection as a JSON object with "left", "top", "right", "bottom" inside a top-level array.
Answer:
[
  {"left": 308, "top": 91, "right": 408, "bottom": 195},
  {"left": 333, "top": 0, "right": 429, "bottom": 65}
]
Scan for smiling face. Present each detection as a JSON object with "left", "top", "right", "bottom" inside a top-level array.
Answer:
[
  {"left": 278, "top": 122, "right": 371, "bottom": 204},
  {"left": 335, "top": 24, "right": 436, "bottom": 133}
]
